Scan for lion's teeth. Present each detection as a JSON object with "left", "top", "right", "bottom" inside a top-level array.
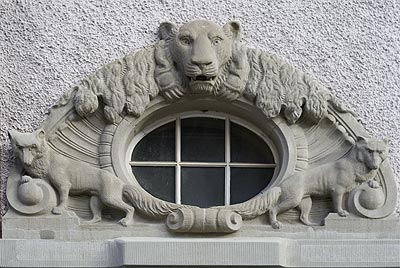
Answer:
[{"left": 189, "top": 76, "right": 216, "bottom": 82}]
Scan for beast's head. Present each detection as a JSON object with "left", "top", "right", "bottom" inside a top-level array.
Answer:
[
  {"left": 8, "top": 129, "right": 48, "bottom": 167},
  {"left": 155, "top": 20, "right": 249, "bottom": 99},
  {"left": 355, "top": 136, "right": 388, "bottom": 170}
]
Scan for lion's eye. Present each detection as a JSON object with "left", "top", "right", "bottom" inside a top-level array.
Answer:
[
  {"left": 212, "top": 38, "right": 223, "bottom": 46},
  {"left": 31, "top": 144, "right": 37, "bottom": 149},
  {"left": 180, "top": 36, "right": 192, "bottom": 45}
]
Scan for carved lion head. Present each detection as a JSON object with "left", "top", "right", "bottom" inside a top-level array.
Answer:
[{"left": 155, "top": 20, "right": 249, "bottom": 100}]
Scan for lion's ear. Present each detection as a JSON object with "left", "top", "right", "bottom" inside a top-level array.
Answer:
[
  {"left": 223, "top": 21, "right": 242, "bottom": 41},
  {"left": 356, "top": 136, "right": 368, "bottom": 144},
  {"left": 8, "top": 129, "right": 17, "bottom": 141},
  {"left": 36, "top": 129, "right": 46, "bottom": 140},
  {"left": 383, "top": 138, "right": 389, "bottom": 145},
  {"left": 159, "top": 22, "right": 178, "bottom": 41}
]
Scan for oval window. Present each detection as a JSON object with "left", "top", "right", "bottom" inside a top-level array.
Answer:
[{"left": 130, "top": 115, "right": 277, "bottom": 208}]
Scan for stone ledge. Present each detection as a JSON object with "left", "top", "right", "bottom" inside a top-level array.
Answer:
[{"left": 1, "top": 237, "right": 400, "bottom": 267}]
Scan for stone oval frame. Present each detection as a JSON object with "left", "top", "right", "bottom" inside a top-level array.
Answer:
[
  {"left": 111, "top": 96, "right": 298, "bottom": 212},
  {"left": 126, "top": 111, "right": 280, "bottom": 205}
]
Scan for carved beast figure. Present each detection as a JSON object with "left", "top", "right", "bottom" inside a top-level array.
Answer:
[
  {"left": 8, "top": 129, "right": 181, "bottom": 226},
  {"left": 229, "top": 136, "right": 388, "bottom": 229},
  {"left": 61, "top": 19, "right": 353, "bottom": 125},
  {"left": 155, "top": 20, "right": 250, "bottom": 100}
]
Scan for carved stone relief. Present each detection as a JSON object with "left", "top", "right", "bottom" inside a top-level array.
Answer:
[{"left": 5, "top": 20, "right": 397, "bottom": 238}]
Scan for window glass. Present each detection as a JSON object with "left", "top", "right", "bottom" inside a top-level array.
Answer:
[
  {"left": 132, "top": 121, "right": 175, "bottom": 161},
  {"left": 230, "top": 168, "right": 275, "bottom": 204},
  {"left": 181, "top": 167, "right": 225, "bottom": 207},
  {"left": 132, "top": 166, "right": 175, "bottom": 202},
  {"left": 130, "top": 114, "right": 277, "bottom": 207},
  {"left": 181, "top": 117, "right": 225, "bottom": 162},
  {"left": 231, "top": 122, "right": 274, "bottom": 163}
]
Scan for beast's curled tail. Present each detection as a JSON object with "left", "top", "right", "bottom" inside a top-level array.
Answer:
[
  {"left": 123, "top": 184, "right": 183, "bottom": 218},
  {"left": 227, "top": 187, "right": 281, "bottom": 219}
]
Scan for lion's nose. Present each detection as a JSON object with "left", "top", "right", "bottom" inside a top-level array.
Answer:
[
  {"left": 191, "top": 58, "right": 212, "bottom": 69},
  {"left": 191, "top": 37, "right": 214, "bottom": 68}
]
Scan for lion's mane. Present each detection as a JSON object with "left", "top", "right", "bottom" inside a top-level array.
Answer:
[
  {"left": 56, "top": 47, "right": 159, "bottom": 124},
  {"left": 56, "top": 21, "right": 353, "bottom": 125}
]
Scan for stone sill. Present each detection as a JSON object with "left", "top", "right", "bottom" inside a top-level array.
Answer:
[{"left": 1, "top": 237, "right": 400, "bottom": 267}]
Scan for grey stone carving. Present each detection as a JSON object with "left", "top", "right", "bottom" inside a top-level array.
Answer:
[
  {"left": 8, "top": 174, "right": 57, "bottom": 215},
  {"left": 166, "top": 208, "right": 243, "bottom": 233},
  {"left": 5, "top": 19, "right": 397, "bottom": 237},
  {"left": 56, "top": 20, "right": 353, "bottom": 125},
  {"left": 8, "top": 129, "right": 182, "bottom": 226},
  {"left": 225, "top": 136, "right": 389, "bottom": 229}
]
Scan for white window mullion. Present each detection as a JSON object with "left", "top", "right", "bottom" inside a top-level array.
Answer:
[
  {"left": 224, "top": 118, "right": 231, "bottom": 205},
  {"left": 180, "top": 162, "right": 226, "bottom": 167},
  {"left": 229, "top": 163, "right": 276, "bottom": 168},
  {"left": 129, "top": 161, "right": 275, "bottom": 168},
  {"left": 175, "top": 117, "right": 181, "bottom": 204},
  {"left": 129, "top": 161, "right": 176, "bottom": 166}
]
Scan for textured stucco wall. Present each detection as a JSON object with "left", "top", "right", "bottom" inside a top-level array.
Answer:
[{"left": 1, "top": 0, "right": 399, "bottom": 216}]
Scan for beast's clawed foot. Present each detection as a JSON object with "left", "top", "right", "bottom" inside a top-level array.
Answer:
[
  {"left": 20, "top": 175, "right": 32, "bottom": 184},
  {"left": 82, "top": 216, "right": 102, "bottom": 225},
  {"left": 300, "top": 217, "right": 320, "bottom": 226},
  {"left": 338, "top": 210, "right": 349, "bottom": 217},
  {"left": 304, "top": 221, "right": 320, "bottom": 226},
  {"left": 368, "top": 180, "right": 380, "bottom": 189},
  {"left": 271, "top": 221, "right": 283, "bottom": 229},
  {"left": 119, "top": 217, "right": 134, "bottom": 227},
  {"left": 162, "top": 87, "right": 184, "bottom": 101},
  {"left": 218, "top": 89, "right": 240, "bottom": 102},
  {"left": 51, "top": 206, "right": 65, "bottom": 215}
]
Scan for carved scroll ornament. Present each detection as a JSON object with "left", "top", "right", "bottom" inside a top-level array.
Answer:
[{"left": 6, "top": 20, "right": 397, "bottom": 234}]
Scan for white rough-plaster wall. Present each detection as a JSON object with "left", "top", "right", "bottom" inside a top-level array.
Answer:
[{"left": 0, "top": 0, "right": 399, "bottom": 217}]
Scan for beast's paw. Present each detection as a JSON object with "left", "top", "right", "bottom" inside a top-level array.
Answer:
[
  {"left": 368, "top": 180, "right": 380, "bottom": 189},
  {"left": 119, "top": 218, "right": 133, "bottom": 227},
  {"left": 20, "top": 175, "right": 32, "bottom": 184},
  {"left": 162, "top": 87, "right": 184, "bottom": 101},
  {"left": 119, "top": 218, "right": 128, "bottom": 227},
  {"left": 338, "top": 210, "right": 349, "bottom": 217},
  {"left": 271, "top": 221, "right": 283, "bottom": 229},
  {"left": 300, "top": 216, "right": 320, "bottom": 226},
  {"left": 82, "top": 216, "right": 102, "bottom": 225},
  {"left": 51, "top": 206, "right": 64, "bottom": 215},
  {"left": 218, "top": 88, "right": 240, "bottom": 102}
]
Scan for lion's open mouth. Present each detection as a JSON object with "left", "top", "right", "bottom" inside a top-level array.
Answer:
[{"left": 190, "top": 75, "right": 216, "bottom": 82}]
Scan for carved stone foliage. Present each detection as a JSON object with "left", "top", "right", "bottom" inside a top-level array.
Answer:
[{"left": 5, "top": 20, "right": 397, "bottom": 237}]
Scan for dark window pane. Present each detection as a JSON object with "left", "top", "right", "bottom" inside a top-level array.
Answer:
[
  {"left": 231, "top": 122, "right": 274, "bottom": 163},
  {"left": 181, "top": 167, "right": 225, "bottom": 207},
  {"left": 132, "top": 121, "right": 175, "bottom": 161},
  {"left": 132, "top": 167, "right": 175, "bottom": 203},
  {"left": 181, "top": 118, "right": 225, "bottom": 162},
  {"left": 230, "top": 168, "right": 275, "bottom": 204}
]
